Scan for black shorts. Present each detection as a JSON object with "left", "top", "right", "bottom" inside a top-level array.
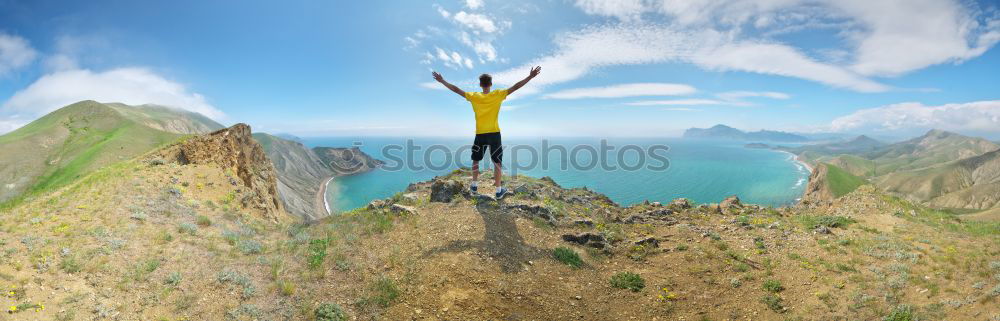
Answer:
[{"left": 471, "top": 132, "right": 502, "bottom": 164}]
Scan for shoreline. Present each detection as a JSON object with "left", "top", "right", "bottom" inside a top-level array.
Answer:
[
  {"left": 794, "top": 154, "right": 813, "bottom": 173},
  {"left": 318, "top": 176, "right": 334, "bottom": 217}
]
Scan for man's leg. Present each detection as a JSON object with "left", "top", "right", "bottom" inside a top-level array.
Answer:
[
  {"left": 472, "top": 160, "right": 480, "bottom": 183},
  {"left": 492, "top": 161, "right": 502, "bottom": 187}
]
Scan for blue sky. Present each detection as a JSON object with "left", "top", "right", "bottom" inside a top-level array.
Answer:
[{"left": 1, "top": 0, "right": 999, "bottom": 138}]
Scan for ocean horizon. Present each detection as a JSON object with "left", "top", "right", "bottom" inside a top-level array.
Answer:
[{"left": 301, "top": 137, "right": 811, "bottom": 213}]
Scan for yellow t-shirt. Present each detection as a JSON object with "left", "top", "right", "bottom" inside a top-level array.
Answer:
[{"left": 465, "top": 89, "right": 508, "bottom": 134}]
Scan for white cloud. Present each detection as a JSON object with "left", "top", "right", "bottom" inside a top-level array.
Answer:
[
  {"left": 829, "top": 100, "right": 1000, "bottom": 133},
  {"left": 419, "top": 81, "right": 446, "bottom": 90},
  {"left": 568, "top": 0, "right": 1000, "bottom": 79},
  {"left": 664, "top": 107, "right": 699, "bottom": 111},
  {"left": 431, "top": 47, "right": 473, "bottom": 69},
  {"left": 435, "top": 4, "right": 451, "bottom": 18},
  {"left": 1, "top": 67, "right": 225, "bottom": 121},
  {"left": 492, "top": 24, "right": 888, "bottom": 94},
  {"left": 544, "top": 83, "right": 696, "bottom": 99},
  {"left": 0, "top": 118, "right": 27, "bottom": 134},
  {"left": 717, "top": 91, "right": 790, "bottom": 100},
  {"left": 465, "top": 0, "right": 484, "bottom": 10},
  {"left": 625, "top": 99, "right": 724, "bottom": 106},
  {"left": 0, "top": 33, "right": 37, "bottom": 76},
  {"left": 453, "top": 11, "right": 498, "bottom": 33}
]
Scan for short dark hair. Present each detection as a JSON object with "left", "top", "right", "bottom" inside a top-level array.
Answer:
[{"left": 479, "top": 74, "right": 492, "bottom": 87}]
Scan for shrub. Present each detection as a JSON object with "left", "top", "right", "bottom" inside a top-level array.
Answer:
[
  {"left": 237, "top": 239, "right": 263, "bottom": 255},
  {"left": 763, "top": 279, "right": 784, "bottom": 293},
  {"left": 552, "top": 247, "right": 583, "bottom": 268},
  {"left": 315, "top": 303, "right": 348, "bottom": 321},
  {"left": 362, "top": 276, "right": 400, "bottom": 308},
  {"left": 675, "top": 244, "right": 689, "bottom": 251},
  {"left": 196, "top": 215, "right": 212, "bottom": 227},
  {"left": 761, "top": 294, "right": 784, "bottom": 313},
  {"left": 178, "top": 223, "right": 197, "bottom": 235},
  {"left": 277, "top": 279, "right": 295, "bottom": 296},
  {"left": 307, "top": 239, "right": 329, "bottom": 269},
  {"left": 165, "top": 272, "right": 182, "bottom": 286},
  {"left": 882, "top": 305, "right": 915, "bottom": 321},
  {"left": 60, "top": 256, "right": 81, "bottom": 274},
  {"left": 610, "top": 272, "right": 645, "bottom": 292}
]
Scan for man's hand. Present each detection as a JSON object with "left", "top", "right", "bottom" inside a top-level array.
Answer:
[
  {"left": 508, "top": 66, "right": 542, "bottom": 95},
  {"left": 432, "top": 71, "right": 444, "bottom": 82}
]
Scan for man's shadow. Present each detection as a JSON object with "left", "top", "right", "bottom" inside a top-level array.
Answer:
[{"left": 421, "top": 195, "right": 545, "bottom": 273}]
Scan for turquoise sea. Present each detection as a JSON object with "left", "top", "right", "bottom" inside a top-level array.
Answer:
[{"left": 301, "top": 137, "right": 810, "bottom": 213}]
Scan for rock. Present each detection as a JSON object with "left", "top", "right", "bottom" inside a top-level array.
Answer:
[
  {"left": 562, "top": 232, "right": 607, "bottom": 248},
  {"left": 651, "top": 202, "right": 661, "bottom": 207},
  {"left": 539, "top": 176, "right": 561, "bottom": 188},
  {"left": 623, "top": 208, "right": 677, "bottom": 225},
  {"left": 430, "top": 180, "right": 465, "bottom": 203},
  {"left": 505, "top": 204, "right": 554, "bottom": 221},
  {"left": 389, "top": 204, "right": 417, "bottom": 215},
  {"left": 670, "top": 198, "right": 692, "bottom": 209},
  {"left": 718, "top": 195, "right": 742, "bottom": 213},
  {"left": 814, "top": 226, "right": 832, "bottom": 234},
  {"left": 401, "top": 193, "right": 419, "bottom": 202},
  {"left": 634, "top": 237, "right": 659, "bottom": 248},
  {"left": 367, "top": 199, "right": 388, "bottom": 210},
  {"left": 573, "top": 219, "right": 594, "bottom": 227}
]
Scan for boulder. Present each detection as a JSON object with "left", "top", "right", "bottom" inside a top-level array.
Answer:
[
  {"left": 389, "top": 204, "right": 417, "bottom": 215},
  {"left": 813, "top": 226, "right": 832, "bottom": 234},
  {"left": 670, "top": 198, "right": 692, "bottom": 209},
  {"left": 561, "top": 232, "right": 607, "bottom": 248},
  {"left": 633, "top": 237, "right": 660, "bottom": 248},
  {"left": 573, "top": 219, "right": 594, "bottom": 227},
  {"left": 505, "top": 204, "right": 554, "bottom": 221},
  {"left": 430, "top": 180, "right": 465, "bottom": 203},
  {"left": 718, "top": 195, "right": 742, "bottom": 213},
  {"left": 367, "top": 199, "right": 388, "bottom": 210}
]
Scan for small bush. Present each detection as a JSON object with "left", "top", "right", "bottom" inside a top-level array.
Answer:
[
  {"left": 315, "top": 303, "right": 348, "bottom": 321},
  {"left": 761, "top": 294, "right": 784, "bottom": 313},
  {"left": 196, "top": 215, "right": 212, "bottom": 227},
  {"left": 237, "top": 239, "right": 263, "bottom": 255},
  {"left": 60, "top": 256, "right": 81, "bottom": 274},
  {"left": 307, "top": 238, "right": 329, "bottom": 269},
  {"left": 277, "top": 279, "right": 295, "bottom": 296},
  {"left": 553, "top": 247, "right": 583, "bottom": 268},
  {"left": 763, "top": 279, "right": 784, "bottom": 293},
  {"left": 610, "top": 272, "right": 645, "bottom": 292},
  {"left": 883, "top": 305, "right": 915, "bottom": 321},
  {"left": 675, "top": 244, "right": 689, "bottom": 251},
  {"left": 362, "top": 276, "right": 400, "bottom": 308},
  {"left": 178, "top": 223, "right": 197, "bottom": 235},
  {"left": 165, "top": 272, "right": 182, "bottom": 286}
]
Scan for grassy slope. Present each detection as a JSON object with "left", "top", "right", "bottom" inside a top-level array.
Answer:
[
  {"left": 0, "top": 101, "right": 192, "bottom": 206},
  {"left": 824, "top": 164, "right": 867, "bottom": 198},
  {"left": 1, "top": 164, "right": 998, "bottom": 320}
]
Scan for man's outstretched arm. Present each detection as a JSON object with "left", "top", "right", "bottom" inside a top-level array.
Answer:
[
  {"left": 432, "top": 71, "right": 466, "bottom": 98},
  {"left": 506, "top": 66, "right": 541, "bottom": 95}
]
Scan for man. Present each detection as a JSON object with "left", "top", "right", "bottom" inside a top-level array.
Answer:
[{"left": 432, "top": 66, "right": 541, "bottom": 199}]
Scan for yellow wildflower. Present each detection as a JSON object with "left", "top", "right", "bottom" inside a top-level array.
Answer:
[{"left": 8, "top": 305, "right": 16, "bottom": 313}]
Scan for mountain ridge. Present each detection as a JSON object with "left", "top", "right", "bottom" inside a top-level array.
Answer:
[{"left": 683, "top": 124, "right": 810, "bottom": 142}]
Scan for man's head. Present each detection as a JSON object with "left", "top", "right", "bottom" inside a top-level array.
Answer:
[{"left": 479, "top": 74, "right": 492, "bottom": 88}]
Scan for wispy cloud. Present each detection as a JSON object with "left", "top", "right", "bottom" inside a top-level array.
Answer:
[
  {"left": 2, "top": 67, "right": 225, "bottom": 121},
  {"left": 0, "top": 33, "right": 37, "bottom": 76},
  {"left": 829, "top": 100, "right": 1000, "bottom": 133},
  {"left": 625, "top": 99, "right": 723, "bottom": 106},
  {"left": 717, "top": 91, "right": 790, "bottom": 100},
  {"left": 543, "top": 83, "right": 696, "bottom": 99}
]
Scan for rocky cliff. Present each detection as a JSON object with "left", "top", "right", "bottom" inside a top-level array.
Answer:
[
  {"left": 254, "top": 133, "right": 335, "bottom": 220},
  {"left": 313, "top": 146, "right": 385, "bottom": 175},
  {"left": 153, "top": 123, "right": 285, "bottom": 221},
  {"left": 802, "top": 163, "right": 835, "bottom": 203}
]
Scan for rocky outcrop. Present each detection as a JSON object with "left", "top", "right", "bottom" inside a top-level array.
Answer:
[
  {"left": 717, "top": 195, "right": 743, "bottom": 213},
  {"left": 157, "top": 123, "right": 285, "bottom": 221},
  {"left": 430, "top": 179, "right": 466, "bottom": 203},
  {"left": 802, "top": 163, "right": 835, "bottom": 204},
  {"left": 313, "top": 147, "right": 384, "bottom": 176}
]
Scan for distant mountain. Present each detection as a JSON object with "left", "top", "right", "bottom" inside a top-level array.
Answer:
[
  {"left": 0, "top": 100, "right": 222, "bottom": 203},
  {"left": 878, "top": 148, "right": 1000, "bottom": 211},
  {"left": 683, "top": 124, "right": 809, "bottom": 142},
  {"left": 313, "top": 147, "right": 385, "bottom": 176},
  {"left": 782, "top": 135, "right": 886, "bottom": 156}
]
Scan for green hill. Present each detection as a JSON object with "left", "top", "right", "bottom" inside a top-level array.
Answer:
[
  {"left": 825, "top": 164, "right": 867, "bottom": 198},
  {"left": 878, "top": 149, "right": 1000, "bottom": 211},
  {"left": 0, "top": 100, "right": 222, "bottom": 205}
]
